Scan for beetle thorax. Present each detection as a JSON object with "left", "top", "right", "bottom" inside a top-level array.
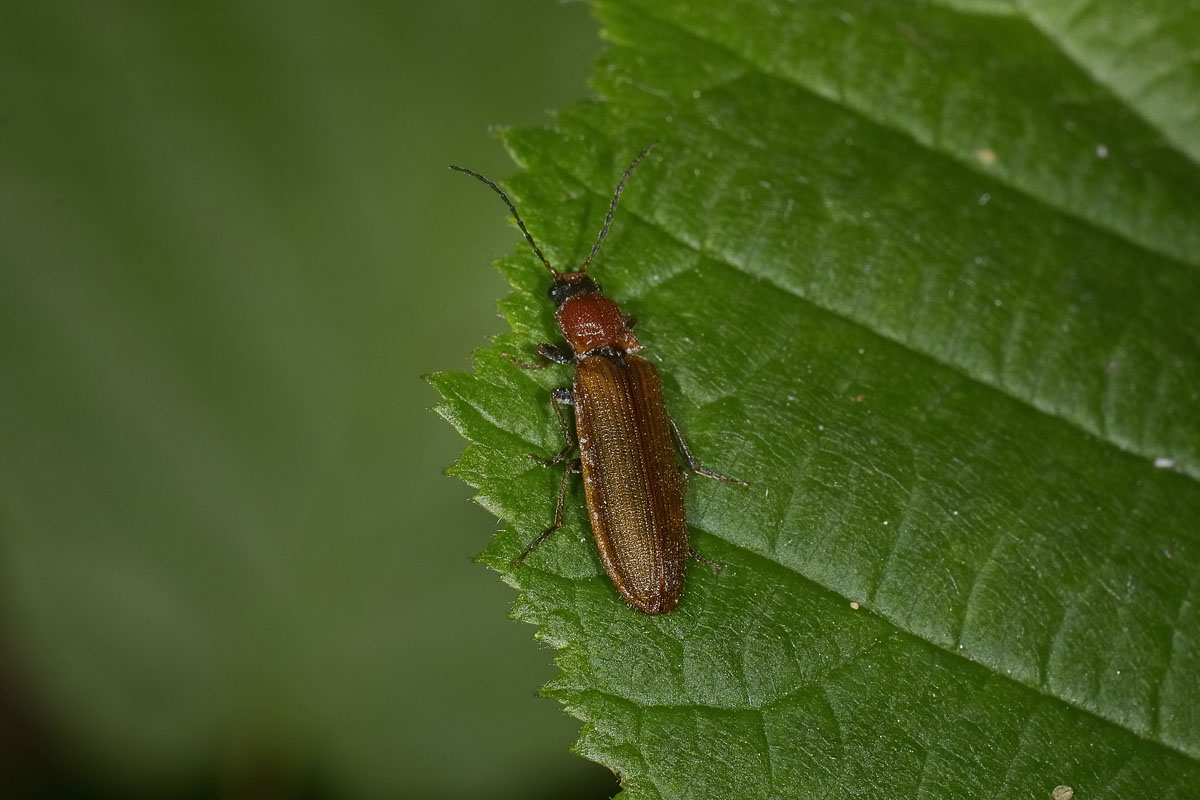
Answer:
[{"left": 556, "top": 292, "right": 639, "bottom": 356}]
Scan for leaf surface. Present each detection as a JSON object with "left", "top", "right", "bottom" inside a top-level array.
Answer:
[{"left": 432, "top": 0, "right": 1200, "bottom": 796}]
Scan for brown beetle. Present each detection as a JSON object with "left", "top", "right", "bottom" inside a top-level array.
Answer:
[{"left": 451, "top": 145, "right": 746, "bottom": 613}]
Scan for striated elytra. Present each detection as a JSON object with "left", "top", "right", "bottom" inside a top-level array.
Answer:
[{"left": 450, "top": 145, "right": 746, "bottom": 613}]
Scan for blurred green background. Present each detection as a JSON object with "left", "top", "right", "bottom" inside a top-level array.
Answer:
[{"left": 0, "top": 1, "right": 617, "bottom": 797}]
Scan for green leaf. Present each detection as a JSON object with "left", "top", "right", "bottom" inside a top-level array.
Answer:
[{"left": 432, "top": 0, "right": 1200, "bottom": 797}]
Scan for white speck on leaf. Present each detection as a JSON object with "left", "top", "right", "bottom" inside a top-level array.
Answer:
[{"left": 975, "top": 148, "right": 997, "bottom": 165}]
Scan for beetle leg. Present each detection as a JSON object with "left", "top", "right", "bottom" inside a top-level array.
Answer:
[
  {"left": 540, "top": 343, "right": 575, "bottom": 363},
  {"left": 515, "top": 458, "right": 582, "bottom": 565},
  {"left": 668, "top": 417, "right": 749, "bottom": 486},
  {"left": 503, "top": 342, "right": 574, "bottom": 369},
  {"left": 689, "top": 546, "right": 725, "bottom": 572},
  {"left": 530, "top": 388, "right": 576, "bottom": 466}
]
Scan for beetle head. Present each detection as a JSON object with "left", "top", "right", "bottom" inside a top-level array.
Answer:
[{"left": 548, "top": 271, "right": 601, "bottom": 307}]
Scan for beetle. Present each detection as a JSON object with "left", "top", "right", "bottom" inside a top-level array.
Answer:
[{"left": 450, "top": 144, "right": 746, "bottom": 614}]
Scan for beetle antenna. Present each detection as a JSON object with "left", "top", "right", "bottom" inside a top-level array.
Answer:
[
  {"left": 449, "top": 165, "right": 557, "bottom": 277},
  {"left": 580, "top": 142, "right": 657, "bottom": 273}
]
